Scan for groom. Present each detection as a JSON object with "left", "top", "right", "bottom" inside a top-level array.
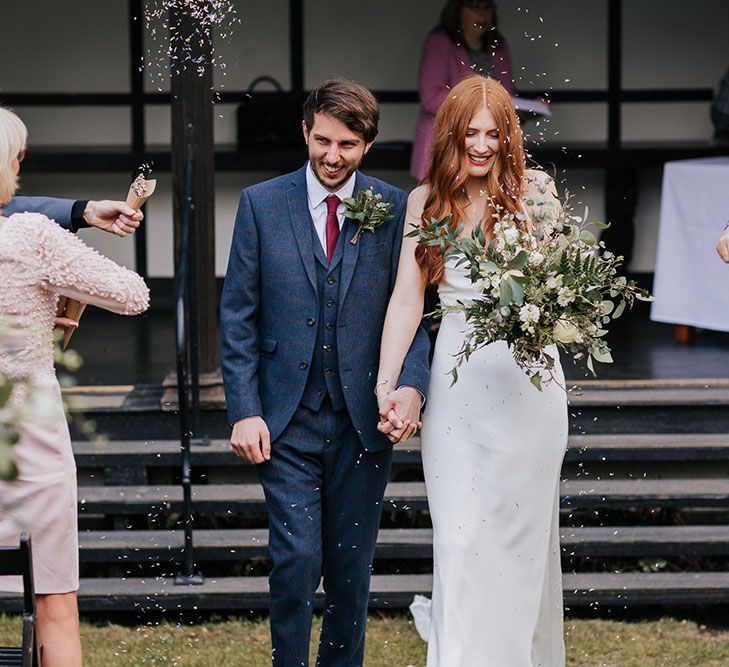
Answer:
[{"left": 220, "top": 79, "right": 430, "bottom": 665}]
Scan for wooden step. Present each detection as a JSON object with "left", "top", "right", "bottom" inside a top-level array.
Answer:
[
  {"left": 561, "top": 525, "right": 729, "bottom": 556},
  {"left": 3, "top": 572, "right": 729, "bottom": 612},
  {"left": 567, "top": 383, "right": 729, "bottom": 407},
  {"left": 71, "top": 433, "right": 729, "bottom": 468},
  {"left": 78, "top": 527, "right": 433, "bottom": 562},
  {"left": 76, "top": 478, "right": 729, "bottom": 515},
  {"left": 77, "top": 525, "right": 729, "bottom": 563}
]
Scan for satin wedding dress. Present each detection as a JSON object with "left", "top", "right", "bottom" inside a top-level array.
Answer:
[{"left": 419, "top": 171, "right": 568, "bottom": 666}]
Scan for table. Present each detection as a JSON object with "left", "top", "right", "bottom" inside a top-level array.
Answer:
[{"left": 651, "top": 157, "right": 729, "bottom": 333}]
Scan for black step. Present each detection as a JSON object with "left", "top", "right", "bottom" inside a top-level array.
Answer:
[
  {"left": 76, "top": 478, "right": 729, "bottom": 515},
  {"left": 3, "top": 572, "right": 729, "bottom": 612},
  {"left": 71, "top": 433, "right": 729, "bottom": 469},
  {"left": 65, "top": 382, "right": 729, "bottom": 438},
  {"left": 77, "top": 525, "right": 729, "bottom": 563}
]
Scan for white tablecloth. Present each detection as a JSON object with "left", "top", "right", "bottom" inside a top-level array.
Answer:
[{"left": 651, "top": 157, "right": 729, "bottom": 332}]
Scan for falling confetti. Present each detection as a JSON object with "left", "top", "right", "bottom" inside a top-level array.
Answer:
[{"left": 144, "top": 0, "right": 240, "bottom": 87}]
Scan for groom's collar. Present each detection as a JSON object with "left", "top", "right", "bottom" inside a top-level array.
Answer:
[{"left": 304, "top": 161, "right": 357, "bottom": 209}]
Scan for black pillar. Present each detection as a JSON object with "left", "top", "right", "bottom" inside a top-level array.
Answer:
[{"left": 169, "top": 2, "right": 219, "bottom": 377}]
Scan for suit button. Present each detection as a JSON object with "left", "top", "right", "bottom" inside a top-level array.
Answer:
[
  {"left": 299, "top": 362, "right": 308, "bottom": 370},
  {"left": 306, "top": 317, "right": 315, "bottom": 326},
  {"left": 317, "top": 390, "right": 324, "bottom": 397},
  {"left": 325, "top": 322, "right": 333, "bottom": 330},
  {"left": 327, "top": 277, "right": 336, "bottom": 285},
  {"left": 323, "top": 344, "right": 332, "bottom": 352},
  {"left": 326, "top": 300, "right": 335, "bottom": 308}
]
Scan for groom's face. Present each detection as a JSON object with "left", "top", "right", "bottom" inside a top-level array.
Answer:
[{"left": 303, "top": 113, "right": 373, "bottom": 192}]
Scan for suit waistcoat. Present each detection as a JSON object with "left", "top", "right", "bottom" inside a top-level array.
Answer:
[{"left": 299, "top": 222, "right": 346, "bottom": 412}]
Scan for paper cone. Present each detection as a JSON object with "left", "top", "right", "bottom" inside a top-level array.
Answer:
[{"left": 126, "top": 176, "right": 157, "bottom": 211}]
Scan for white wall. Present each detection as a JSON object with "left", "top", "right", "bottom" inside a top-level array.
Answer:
[{"left": 3, "top": 0, "right": 728, "bottom": 275}]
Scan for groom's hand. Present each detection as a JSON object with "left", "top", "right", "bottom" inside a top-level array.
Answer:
[
  {"left": 231, "top": 416, "right": 271, "bottom": 464},
  {"left": 377, "top": 386, "right": 422, "bottom": 443}
]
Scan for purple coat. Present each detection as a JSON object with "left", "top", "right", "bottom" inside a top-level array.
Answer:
[{"left": 411, "top": 29, "right": 516, "bottom": 181}]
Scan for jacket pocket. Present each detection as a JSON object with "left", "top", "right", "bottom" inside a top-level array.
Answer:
[
  {"left": 360, "top": 240, "right": 389, "bottom": 256},
  {"left": 259, "top": 336, "right": 278, "bottom": 359}
]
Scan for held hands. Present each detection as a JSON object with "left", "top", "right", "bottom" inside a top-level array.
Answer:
[
  {"left": 716, "top": 225, "right": 729, "bottom": 263},
  {"left": 231, "top": 416, "right": 271, "bottom": 464},
  {"left": 84, "top": 200, "right": 143, "bottom": 237},
  {"left": 377, "top": 385, "right": 422, "bottom": 444}
]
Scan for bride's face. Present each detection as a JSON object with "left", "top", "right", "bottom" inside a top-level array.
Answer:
[{"left": 464, "top": 106, "right": 500, "bottom": 178}]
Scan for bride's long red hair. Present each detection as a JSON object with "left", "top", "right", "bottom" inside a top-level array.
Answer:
[{"left": 416, "top": 75, "right": 526, "bottom": 284}]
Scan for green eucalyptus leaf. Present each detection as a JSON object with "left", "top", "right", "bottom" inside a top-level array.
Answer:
[
  {"left": 499, "top": 279, "right": 514, "bottom": 306},
  {"left": 509, "top": 250, "right": 529, "bottom": 270},
  {"left": 0, "top": 442, "right": 18, "bottom": 482},
  {"left": 508, "top": 278, "right": 525, "bottom": 305},
  {"left": 0, "top": 381, "right": 13, "bottom": 408}
]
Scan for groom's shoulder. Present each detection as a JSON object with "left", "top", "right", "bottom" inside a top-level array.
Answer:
[
  {"left": 241, "top": 168, "right": 303, "bottom": 203},
  {"left": 357, "top": 171, "right": 407, "bottom": 206}
]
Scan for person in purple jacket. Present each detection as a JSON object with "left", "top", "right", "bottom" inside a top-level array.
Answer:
[{"left": 411, "top": 0, "right": 516, "bottom": 181}]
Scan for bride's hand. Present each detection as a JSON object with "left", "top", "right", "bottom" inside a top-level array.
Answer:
[{"left": 377, "top": 386, "right": 422, "bottom": 443}]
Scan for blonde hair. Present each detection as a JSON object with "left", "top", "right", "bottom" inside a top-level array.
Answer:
[{"left": 0, "top": 106, "right": 28, "bottom": 205}]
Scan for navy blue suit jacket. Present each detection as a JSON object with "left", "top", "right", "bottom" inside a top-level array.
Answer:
[
  {"left": 220, "top": 165, "right": 430, "bottom": 452},
  {"left": 3, "top": 197, "right": 75, "bottom": 230}
]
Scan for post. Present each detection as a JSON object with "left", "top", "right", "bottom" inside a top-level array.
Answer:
[{"left": 170, "top": 0, "right": 220, "bottom": 382}]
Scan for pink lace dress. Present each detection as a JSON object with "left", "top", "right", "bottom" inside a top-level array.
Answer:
[{"left": 0, "top": 213, "right": 149, "bottom": 594}]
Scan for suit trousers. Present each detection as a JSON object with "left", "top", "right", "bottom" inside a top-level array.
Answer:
[{"left": 256, "top": 399, "right": 393, "bottom": 667}]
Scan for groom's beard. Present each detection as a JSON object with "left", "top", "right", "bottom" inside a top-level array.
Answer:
[{"left": 310, "top": 158, "right": 360, "bottom": 192}]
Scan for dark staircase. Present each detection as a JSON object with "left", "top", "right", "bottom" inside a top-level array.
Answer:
[{"left": 2, "top": 381, "right": 729, "bottom": 612}]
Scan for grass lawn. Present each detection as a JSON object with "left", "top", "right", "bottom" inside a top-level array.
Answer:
[{"left": 2, "top": 613, "right": 729, "bottom": 665}]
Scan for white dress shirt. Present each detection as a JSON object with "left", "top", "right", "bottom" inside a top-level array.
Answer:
[{"left": 305, "top": 162, "right": 356, "bottom": 252}]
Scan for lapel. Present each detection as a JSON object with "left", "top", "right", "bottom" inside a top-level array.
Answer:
[
  {"left": 285, "top": 165, "right": 317, "bottom": 295},
  {"left": 338, "top": 171, "right": 365, "bottom": 305}
]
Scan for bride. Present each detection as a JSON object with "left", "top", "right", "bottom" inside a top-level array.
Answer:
[{"left": 376, "top": 75, "right": 568, "bottom": 666}]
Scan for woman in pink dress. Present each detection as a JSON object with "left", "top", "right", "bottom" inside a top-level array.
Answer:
[
  {"left": 0, "top": 106, "right": 149, "bottom": 666},
  {"left": 411, "top": 0, "right": 516, "bottom": 181}
]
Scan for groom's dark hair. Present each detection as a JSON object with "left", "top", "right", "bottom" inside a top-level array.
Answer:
[{"left": 303, "top": 79, "right": 379, "bottom": 143}]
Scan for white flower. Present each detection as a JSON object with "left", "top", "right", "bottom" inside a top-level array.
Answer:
[
  {"left": 546, "top": 274, "right": 563, "bottom": 290},
  {"left": 503, "top": 227, "right": 519, "bottom": 246},
  {"left": 557, "top": 287, "right": 575, "bottom": 307},
  {"left": 553, "top": 319, "right": 581, "bottom": 344},
  {"left": 603, "top": 250, "right": 614, "bottom": 259},
  {"left": 519, "top": 304, "right": 541, "bottom": 333},
  {"left": 500, "top": 306, "right": 511, "bottom": 317},
  {"left": 528, "top": 251, "right": 545, "bottom": 267}
]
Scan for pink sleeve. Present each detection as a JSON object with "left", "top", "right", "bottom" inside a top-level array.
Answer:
[
  {"left": 28, "top": 214, "right": 150, "bottom": 315},
  {"left": 418, "top": 32, "right": 457, "bottom": 117}
]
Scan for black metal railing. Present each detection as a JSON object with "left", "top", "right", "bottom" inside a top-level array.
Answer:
[{"left": 173, "top": 146, "right": 203, "bottom": 586}]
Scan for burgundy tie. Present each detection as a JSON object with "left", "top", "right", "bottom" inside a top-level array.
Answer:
[{"left": 325, "top": 194, "right": 341, "bottom": 262}]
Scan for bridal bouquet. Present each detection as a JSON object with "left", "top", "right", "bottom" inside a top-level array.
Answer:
[{"left": 412, "top": 196, "right": 651, "bottom": 390}]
